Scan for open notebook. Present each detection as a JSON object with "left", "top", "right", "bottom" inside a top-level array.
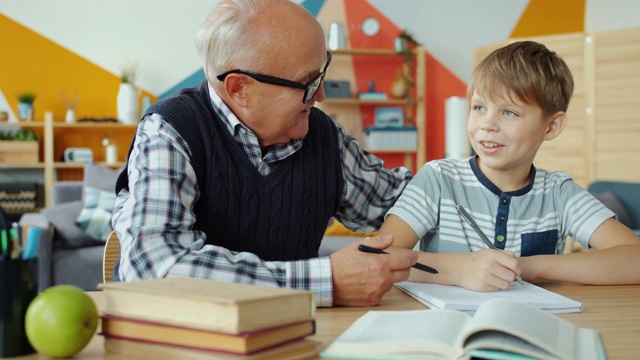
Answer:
[{"left": 395, "top": 281, "right": 582, "bottom": 314}]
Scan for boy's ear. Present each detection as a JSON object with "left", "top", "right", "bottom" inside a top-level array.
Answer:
[
  {"left": 544, "top": 111, "right": 568, "bottom": 141},
  {"left": 221, "top": 74, "right": 249, "bottom": 107}
]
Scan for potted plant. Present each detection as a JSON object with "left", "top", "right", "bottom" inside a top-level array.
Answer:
[
  {"left": 395, "top": 30, "right": 418, "bottom": 53},
  {"left": 117, "top": 63, "right": 140, "bottom": 124},
  {"left": 17, "top": 91, "right": 36, "bottom": 121}
]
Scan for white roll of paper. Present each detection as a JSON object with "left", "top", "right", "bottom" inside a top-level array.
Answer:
[
  {"left": 106, "top": 144, "right": 118, "bottom": 165},
  {"left": 445, "top": 96, "right": 470, "bottom": 159}
]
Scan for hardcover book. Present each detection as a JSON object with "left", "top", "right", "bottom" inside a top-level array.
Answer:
[
  {"left": 101, "top": 314, "right": 315, "bottom": 355},
  {"left": 105, "top": 336, "right": 318, "bottom": 360},
  {"left": 98, "top": 278, "right": 315, "bottom": 334}
]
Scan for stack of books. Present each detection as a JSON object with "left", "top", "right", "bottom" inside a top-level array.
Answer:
[{"left": 98, "top": 278, "right": 318, "bottom": 359}]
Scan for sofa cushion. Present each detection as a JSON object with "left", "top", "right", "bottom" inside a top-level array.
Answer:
[
  {"left": 592, "top": 191, "right": 633, "bottom": 229},
  {"left": 83, "top": 162, "right": 120, "bottom": 198},
  {"left": 75, "top": 186, "right": 116, "bottom": 242},
  {"left": 41, "top": 201, "right": 103, "bottom": 249}
]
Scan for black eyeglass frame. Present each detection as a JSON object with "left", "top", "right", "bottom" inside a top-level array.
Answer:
[{"left": 216, "top": 51, "right": 332, "bottom": 104}]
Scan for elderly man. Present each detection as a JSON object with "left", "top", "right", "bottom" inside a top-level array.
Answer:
[{"left": 112, "top": 0, "right": 418, "bottom": 307}]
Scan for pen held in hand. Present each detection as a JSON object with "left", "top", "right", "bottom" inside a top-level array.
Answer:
[
  {"left": 455, "top": 205, "right": 525, "bottom": 285},
  {"left": 357, "top": 244, "right": 438, "bottom": 274}
]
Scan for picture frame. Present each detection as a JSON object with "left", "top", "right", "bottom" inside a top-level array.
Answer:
[{"left": 374, "top": 107, "right": 404, "bottom": 128}]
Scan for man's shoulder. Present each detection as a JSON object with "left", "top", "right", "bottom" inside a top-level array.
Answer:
[{"left": 147, "top": 81, "right": 209, "bottom": 117}]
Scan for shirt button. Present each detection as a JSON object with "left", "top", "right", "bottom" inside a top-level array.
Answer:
[
  {"left": 497, "top": 235, "right": 505, "bottom": 242},
  {"left": 502, "top": 199, "right": 508, "bottom": 204},
  {"left": 499, "top": 215, "right": 505, "bottom": 221}
]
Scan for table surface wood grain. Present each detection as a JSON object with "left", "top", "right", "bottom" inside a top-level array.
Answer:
[{"left": 10, "top": 283, "right": 640, "bottom": 359}]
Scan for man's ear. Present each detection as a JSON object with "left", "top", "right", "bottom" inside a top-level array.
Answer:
[
  {"left": 544, "top": 111, "right": 568, "bottom": 141},
  {"left": 222, "top": 74, "right": 249, "bottom": 107}
]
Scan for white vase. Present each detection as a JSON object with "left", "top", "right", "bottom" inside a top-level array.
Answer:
[
  {"left": 106, "top": 144, "right": 118, "bottom": 165},
  {"left": 117, "top": 83, "right": 139, "bottom": 124},
  {"left": 65, "top": 109, "right": 76, "bottom": 123}
]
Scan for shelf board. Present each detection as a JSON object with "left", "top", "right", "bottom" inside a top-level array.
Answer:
[
  {"left": 331, "top": 49, "right": 412, "bottom": 56},
  {"left": 52, "top": 122, "right": 138, "bottom": 129},
  {"left": 0, "top": 162, "right": 45, "bottom": 169},
  {"left": 0, "top": 121, "right": 45, "bottom": 128},
  {"left": 322, "top": 98, "right": 409, "bottom": 105},
  {"left": 5, "top": 121, "right": 138, "bottom": 129},
  {"left": 54, "top": 161, "right": 127, "bottom": 169},
  {"left": 366, "top": 149, "right": 417, "bottom": 154}
]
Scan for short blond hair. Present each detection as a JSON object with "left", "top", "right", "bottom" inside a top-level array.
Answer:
[{"left": 467, "top": 41, "right": 574, "bottom": 116}]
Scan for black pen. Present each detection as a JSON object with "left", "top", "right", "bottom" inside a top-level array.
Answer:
[
  {"left": 455, "top": 204, "right": 525, "bottom": 285},
  {"left": 358, "top": 244, "right": 438, "bottom": 274}
]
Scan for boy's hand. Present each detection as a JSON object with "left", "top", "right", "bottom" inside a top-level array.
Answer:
[
  {"left": 454, "top": 249, "right": 521, "bottom": 291},
  {"left": 330, "top": 234, "right": 418, "bottom": 306}
]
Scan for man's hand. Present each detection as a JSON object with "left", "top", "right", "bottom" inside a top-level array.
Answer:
[
  {"left": 330, "top": 234, "right": 418, "bottom": 306},
  {"left": 453, "top": 249, "right": 521, "bottom": 291}
]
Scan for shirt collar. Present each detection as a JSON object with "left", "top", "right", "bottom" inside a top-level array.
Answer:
[{"left": 208, "top": 82, "right": 303, "bottom": 160}]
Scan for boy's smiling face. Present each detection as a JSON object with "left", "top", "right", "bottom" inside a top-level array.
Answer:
[{"left": 467, "top": 89, "right": 565, "bottom": 190}]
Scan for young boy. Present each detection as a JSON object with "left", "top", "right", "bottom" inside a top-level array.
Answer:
[{"left": 377, "top": 41, "right": 640, "bottom": 291}]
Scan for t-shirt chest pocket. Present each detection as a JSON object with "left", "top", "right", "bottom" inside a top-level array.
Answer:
[{"left": 520, "top": 230, "right": 559, "bottom": 256}]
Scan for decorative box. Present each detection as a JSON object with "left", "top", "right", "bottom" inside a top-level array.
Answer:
[
  {"left": 363, "top": 126, "right": 417, "bottom": 151},
  {"left": 324, "top": 81, "right": 351, "bottom": 98},
  {"left": 0, "top": 182, "right": 37, "bottom": 214},
  {"left": 0, "top": 141, "right": 39, "bottom": 163}
]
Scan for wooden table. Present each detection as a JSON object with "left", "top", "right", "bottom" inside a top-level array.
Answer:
[{"left": 10, "top": 283, "right": 640, "bottom": 359}]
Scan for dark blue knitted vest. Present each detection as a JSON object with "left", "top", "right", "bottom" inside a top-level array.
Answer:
[{"left": 116, "top": 81, "right": 343, "bottom": 261}]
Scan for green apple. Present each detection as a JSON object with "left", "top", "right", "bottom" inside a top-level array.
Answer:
[{"left": 25, "top": 285, "right": 99, "bottom": 358}]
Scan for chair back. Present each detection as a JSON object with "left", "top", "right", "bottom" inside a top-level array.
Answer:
[
  {"left": 102, "top": 231, "right": 120, "bottom": 283},
  {"left": 588, "top": 181, "right": 640, "bottom": 229}
]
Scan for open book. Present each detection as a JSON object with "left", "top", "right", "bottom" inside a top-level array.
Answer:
[
  {"left": 396, "top": 281, "right": 582, "bottom": 314},
  {"left": 320, "top": 299, "right": 605, "bottom": 360}
]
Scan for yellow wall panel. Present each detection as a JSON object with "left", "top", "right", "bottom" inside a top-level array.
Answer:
[
  {"left": 0, "top": 14, "right": 154, "bottom": 122},
  {"left": 511, "top": 0, "right": 585, "bottom": 38}
]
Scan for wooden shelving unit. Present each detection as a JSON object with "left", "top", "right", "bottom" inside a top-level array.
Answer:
[
  {"left": 318, "top": 46, "right": 426, "bottom": 171},
  {"left": 3, "top": 119, "right": 137, "bottom": 207}
]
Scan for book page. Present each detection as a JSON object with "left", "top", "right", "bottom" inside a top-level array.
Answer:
[
  {"left": 320, "top": 309, "right": 470, "bottom": 359},
  {"left": 458, "top": 299, "right": 586, "bottom": 360},
  {"left": 396, "top": 281, "right": 582, "bottom": 314}
]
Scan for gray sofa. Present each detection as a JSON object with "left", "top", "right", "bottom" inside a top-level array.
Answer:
[
  {"left": 19, "top": 162, "right": 122, "bottom": 292},
  {"left": 20, "top": 181, "right": 104, "bottom": 292}
]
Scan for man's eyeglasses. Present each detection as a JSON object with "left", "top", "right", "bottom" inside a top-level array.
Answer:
[{"left": 216, "top": 52, "right": 332, "bottom": 104}]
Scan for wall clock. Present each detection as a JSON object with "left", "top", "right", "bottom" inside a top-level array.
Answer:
[{"left": 361, "top": 17, "right": 380, "bottom": 37}]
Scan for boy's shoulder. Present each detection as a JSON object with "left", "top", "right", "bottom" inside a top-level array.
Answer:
[
  {"left": 534, "top": 166, "right": 573, "bottom": 184},
  {"left": 533, "top": 167, "right": 586, "bottom": 196},
  {"left": 424, "top": 157, "right": 472, "bottom": 171}
]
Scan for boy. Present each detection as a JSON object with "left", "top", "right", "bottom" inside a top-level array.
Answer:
[{"left": 377, "top": 41, "right": 640, "bottom": 291}]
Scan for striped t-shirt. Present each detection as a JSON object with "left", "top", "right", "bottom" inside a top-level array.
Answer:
[{"left": 387, "top": 157, "right": 614, "bottom": 256}]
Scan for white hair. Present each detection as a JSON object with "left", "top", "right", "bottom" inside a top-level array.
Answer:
[{"left": 195, "top": 0, "right": 289, "bottom": 82}]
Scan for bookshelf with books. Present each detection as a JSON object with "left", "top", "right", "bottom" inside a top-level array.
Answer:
[{"left": 318, "top": 47, "right": 426, "bottom": 172}]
